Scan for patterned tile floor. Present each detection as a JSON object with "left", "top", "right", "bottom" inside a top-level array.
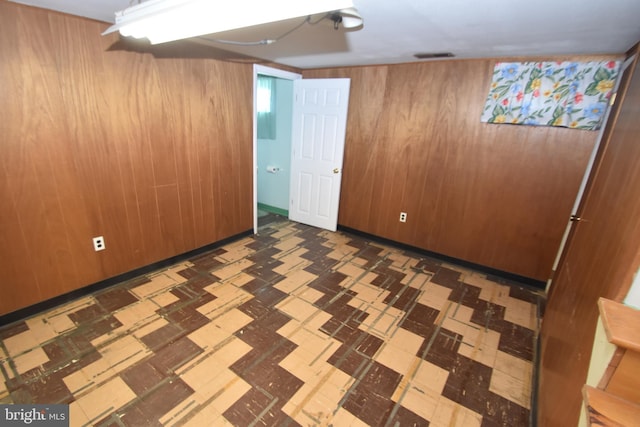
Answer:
[{"left": 0, "top": 215, "right": 543, "bottom": 426}]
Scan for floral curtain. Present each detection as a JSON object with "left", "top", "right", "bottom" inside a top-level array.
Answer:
[{"left": 481, "top": 60, "right": 620, "bottom": 130}]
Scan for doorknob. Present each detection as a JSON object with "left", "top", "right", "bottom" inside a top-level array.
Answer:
[{"left": 333, "top": 168, "right": 340, "bottom": 174}]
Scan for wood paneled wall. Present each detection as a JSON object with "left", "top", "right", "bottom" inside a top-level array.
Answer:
[
  {"left": 0, "top": 2, "right": 253, "bottom": 316},
  {"left": 537, "top": 47, "right": 640, "bottom": 427},
  {"left": 304, "top": 61, "right": 603, "bottom": 281},
  {"left": 0, "top": 1, "right": 619, "bottom": 316}
]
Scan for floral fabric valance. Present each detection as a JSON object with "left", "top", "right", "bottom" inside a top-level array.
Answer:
[{"left": 481, "top": 60, "right": 620, "bottom": 130}]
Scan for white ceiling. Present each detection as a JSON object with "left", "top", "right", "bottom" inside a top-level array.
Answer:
[{"left": 10, "top": 0, "right": 640, "bottom": 69}]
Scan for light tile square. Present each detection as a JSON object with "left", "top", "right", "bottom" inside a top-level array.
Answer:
[
  {"left": 412, "top": 360, "right": 450, "bottom": 394},
  {"left": 73, "top": 376, "right": 136, "bottom": 422},
  {"left": 494, "top": 350, "right": 533, "bottom": 384},
  {"left": 276, "top": 296, "right": 319, "bottom": 322},
  {"left": 178, "top": 402, "right": 228, "bottom": 427},
  {"left": 430, "top": 396, "right": 483, "bottom": 427},
  {"left": 211, "top": 309, "right": 253, "bottom": 335},
  {"left": 395, "top": 380, "right": 440, "bottom": 421},
  {"left": 3, "top": 330, "right": 40, "bottom": 356},
  {"left": 13, "top": 347, "right": 49, "bottom": 375},
  {"left": 375, "top": 345, "right": 417, "bottom": 375},
  {"left": 489, "top": 368, "right": 532, "bottom": 409},
  {"left": 337, "top": 262, "right": 366, "bottom": 278},
  {"left": 208, "top": 373, "right": 252, "bottom": 414},
  {"left": 504, "top": 297, "right": 538, "bottom": 330},
  {"left": 24, "top": 317, "right": 58, "bottom": 344},
  {"left": 457, "top": 328, "right": 501, "bottom": 368},
  {"left": 418, "top": 282, "right": 453, "bottom": 310},
  {"left": 130, "top": 273, "right": 178, "bottom": 299},
  {"left": 274, "top": 269, "right": 317, "bottom": 294},
  {"left": 211, "top": 259, "right": 253, "bottom": 280},
  {"left": 98, "top": 335, "right": 149, "bottom": 373}
]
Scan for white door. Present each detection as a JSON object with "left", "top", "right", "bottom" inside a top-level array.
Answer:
[{"left": 289, "top": 78, "right": 351, "bottom": 231}]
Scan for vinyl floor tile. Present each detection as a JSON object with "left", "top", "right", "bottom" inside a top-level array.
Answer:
[{"left": 0, "top": 215, "right": 542, "bottom": 426}]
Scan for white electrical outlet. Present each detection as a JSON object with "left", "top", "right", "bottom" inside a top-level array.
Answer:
[
  {"left": 93, "top": 236, "right": 105, "bottom": 251},
  {"left": 399, "top": 212, "right": 407, "bottom": 223}
]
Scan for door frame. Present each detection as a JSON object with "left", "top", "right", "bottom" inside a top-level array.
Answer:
[
  {"left": 252, "top": 65, "right": 302, "bottom": 234},
  {"left": 545, "top": 55, "right": 636, "bottom": 293}
]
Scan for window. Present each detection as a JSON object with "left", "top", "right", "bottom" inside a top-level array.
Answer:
[{"left": 257, "top": 75, "right": 277, "bottom": 139}]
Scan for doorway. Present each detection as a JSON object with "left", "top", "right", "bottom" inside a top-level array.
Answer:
[{"left": 252, "top": 65, "right": 302, "bottom": 233}]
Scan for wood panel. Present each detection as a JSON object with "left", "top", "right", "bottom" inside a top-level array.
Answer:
[
  {"left": 304, "top": 59, "right": 605, "bottom": 281},
  {"left": 606, "top": 350, "right": 640, "bottom": 402},
  {"left": 0, "top": 2, "right": 254, "bottom": 316},
  {"left": 538, "top": 47, "right": 640, "bottom": 426}
]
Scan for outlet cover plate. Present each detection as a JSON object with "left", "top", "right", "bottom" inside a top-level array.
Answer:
[{"left": 93, "top": 236, "right": 105, "bottom": 251}]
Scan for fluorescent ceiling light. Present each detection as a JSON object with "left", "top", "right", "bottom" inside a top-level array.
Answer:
[{"left": 103, "top": 0, "right": 356, "bottom": 45}]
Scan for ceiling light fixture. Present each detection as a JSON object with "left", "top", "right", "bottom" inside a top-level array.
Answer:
[
  {"left": 328, "top": 8, "right": 363, "bottom": 30},
  {"left": 103, "top": 0, "right": 357, "bottom": 45}
]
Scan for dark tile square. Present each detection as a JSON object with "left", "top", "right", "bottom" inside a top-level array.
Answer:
[
  {"left": 404, "top": 303, "right": 440, "bottom": 333},
  {"left": 303, "top": 257, "right": 340, "bottom": 275},
  {"left": 240, "top": 277, "right": 269, "bottom": 293},
  {"left": 253, "top": 285, "right": 288, "bottom": 308},
  {"left": 387, "top": 286, "right": 421, "bottom": 311},
  {"left": 441, "top": 354, "right": 492, "bottom": 415},
  {"left": 222, "top": 387, "right": 272, "bottom": 426},
  {"left": 431, "top": 267, "right": 462, "bottom": 289},
  {"left": 121, "top": 362, "right": 166, "bottom": 396},
  {"left": 183, "top": 275, "right": 215, "bottom": 293},
  {"left": 238, "top": 298, "right": 272, "bottom": 320},
  {"left": 82, "top": 315, "right": 123, "bottom": 341},
  {"left": 147, "top": 337, "right": 203, "bottom": 375},
  {"left": 95, "top": 288, "right": 139, "bottom": 312},
  {"left": 388, "top": 405, "right": 430, "bottom": 426},
  {"left": 308, "top": 272, "right": 348, "bottom": 296},
  {"left": 327, "top": 345, "right": 369, "bottom": 377},
  {"left": 414, "top": 257, "right": 441, "bottom": 274},
  {"left": 164, "top": 306, "right": 209, "bottom": 334},
  {"left": 189, "top": 252, "right": 225, "bottom": 270},
  {"left": 246, "top": 235, "right": 280, "bottom": 251},
  {"left": 482, "top": 392, "right": 530, "bottom": 426},
  {"left": 247, "top": 247, "right": 281, "bottom": 262},
  {"left": 448, "top": 283, "right": 483, "bottom": 310},
  {"left": 68, "top": 304, "right": 108, "bottom": 325},
  {"left": 422, "top": 329, "right": 463, "bottom": 369},
  {"left": 470, "top": 300, "right": 506, "bottom": 331},
  {"left": 11, "top": 372, "right": 73, "bottom": 404},
  {"left": 245, "top": 364, "right": 303, "bottom": 401},
  {"left": 342, "top": 385, "right": 395, "bottom": 426},
  {"left": 140, "top": 323, "right": 184, "bottom": 352},
  {"left": 120, "top": 378, "right": 193, "bottom": 426},
  {"left": 509, "top": 286, "right": 541, "bottom": 304},
  {"left": 497, "top": 322, "right": 534, "bottom": 361},
  {"left": 349, "top": 332, "right": 384, "bottom": 358},
  {"left": 358, "top": 361, "right": 402, "bottom": 397},
  {"left": 244, "top": 263, "right": 285, "bottom": 283}
]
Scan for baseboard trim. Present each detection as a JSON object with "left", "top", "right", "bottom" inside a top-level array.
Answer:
[
  {"left": 0, "top": 229, "right": 253, "bottom": 327},
  {"left": 337, "top": 225, "right": 546, "bottom": 290},
  {"left": 257, "top": 203, "right": 288, "bottom": 218}
]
